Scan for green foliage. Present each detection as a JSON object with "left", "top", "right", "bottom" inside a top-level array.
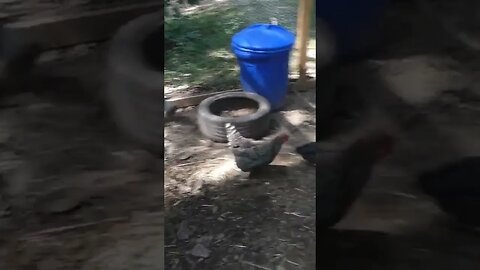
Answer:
[{"left": 165, "top": 8, "right": 248, "bottom": 90}]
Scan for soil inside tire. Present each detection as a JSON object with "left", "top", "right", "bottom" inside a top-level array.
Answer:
[
  {"left": 210, "top": 97, "right": 260, "bottom": 117},
  {"left": 220, "top": 108, "right": 258, "bottom": 117}
]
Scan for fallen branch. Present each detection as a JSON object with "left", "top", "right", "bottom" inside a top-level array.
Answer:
[
  {"left": 23, "top": 217, "right": 128, "bottom": 239},
  {"left": 240, "top": 260, "right": 272, "bottom": 270}
]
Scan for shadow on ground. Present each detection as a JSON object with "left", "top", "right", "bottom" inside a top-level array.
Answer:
[{"left": 165, "top": 161, "right": 316, "bottom": 269}]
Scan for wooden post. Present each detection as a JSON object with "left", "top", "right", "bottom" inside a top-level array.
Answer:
[
  {"left": 294, "top": 0, "right": 313, "bottom": 89},
  {"left": 295, "top": 0, "right": 306, "bottom": 51}
]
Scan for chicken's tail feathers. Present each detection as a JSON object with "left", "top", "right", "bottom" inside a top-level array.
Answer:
[
  {"left": 224, "top": 122, "right": 240, "bottom": 146},
  {"left": 224, "top": 122, "right": 235, "bottom": 138},
  {"left": 224, "top": 122, "right": 235, "bottom": 132}
]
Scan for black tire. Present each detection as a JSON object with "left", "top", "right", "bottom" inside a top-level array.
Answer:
[
  {"left": 105, "top": 12, "right": 163, "bottom": 151},
  {"left": 197, "top": 92, "right": 272, "bottom": 143}
]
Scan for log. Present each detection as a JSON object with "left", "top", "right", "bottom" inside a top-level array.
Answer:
[{"left": 1, "top": 2, "right": 162, "bottom": 51}]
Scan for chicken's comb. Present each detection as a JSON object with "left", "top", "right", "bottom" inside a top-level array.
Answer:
[
  {"left": 277, "top": 133, "right": 289, "bottom": 143},
  {"left": 357, "top": 131, "right": 395, "bottom": 158}
]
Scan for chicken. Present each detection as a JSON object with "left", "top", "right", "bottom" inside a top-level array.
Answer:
[
  {"left": 296, "top": 142, "right": 321, "bottom": 165},
  {"left": 296, "top": 131, "right": 394, "bottom": 228},
  {"left": 419, "top": 156, "right": 480, "bottom": 227},
  {"left": 225, "top": 123, "right": 288, "bottom": 172}
]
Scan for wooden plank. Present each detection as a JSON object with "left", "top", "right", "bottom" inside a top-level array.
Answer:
[
  {"left": 166, "top": 82, "right": 316, "bottom": 109},
  {"left": 1, "top": 2, "right": 162, "bottom": 51},
  {"left": 166, "top": 90, "right": 242, "bottom": 108}
]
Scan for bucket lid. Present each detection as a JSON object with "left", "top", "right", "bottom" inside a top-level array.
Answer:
[{"left": 232, "top": 24, "right": 295, "bottom": 53}]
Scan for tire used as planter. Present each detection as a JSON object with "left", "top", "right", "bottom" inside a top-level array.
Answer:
[
  {"left": 105, "top": 12, "right": 163, "bottom": 151},
  {"left": 198, "top": 92, "right": 272, "bottom": 143}
]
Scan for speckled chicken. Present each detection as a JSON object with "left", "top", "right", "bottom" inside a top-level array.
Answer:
[
  {"left": 296, "top": 131, "right": 394, "bottom": 228},
  {"left": 419, "top": 156, "right": 480, "bottom": 227},
  {"left": 225, "top": 123, "right": 288, "bottom": 172}
]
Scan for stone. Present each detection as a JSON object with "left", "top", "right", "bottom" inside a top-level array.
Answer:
[{"left": 190, "top": 243, "right": 211, "bottom": 258}]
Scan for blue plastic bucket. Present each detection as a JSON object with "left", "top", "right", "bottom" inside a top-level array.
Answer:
[{"left": 231, "top": 24, "right": 295, "bottom": 110}]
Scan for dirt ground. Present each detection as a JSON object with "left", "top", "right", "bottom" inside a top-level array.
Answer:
[{"left": 164, "top": 87, "right": 316, "bottom": 269}]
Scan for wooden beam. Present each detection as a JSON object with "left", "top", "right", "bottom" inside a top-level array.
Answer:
[
  {"left": 1, "top": 2, "right": 162, "bottom": 51},
  {"left": 166, "top": 90, "right": 242, "bottom": 108},
  {"left": 167, "top": 81, "right": 316, "bottom": 109}
]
